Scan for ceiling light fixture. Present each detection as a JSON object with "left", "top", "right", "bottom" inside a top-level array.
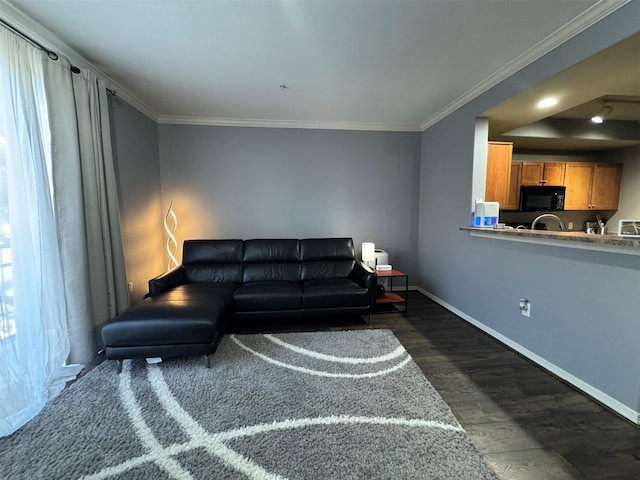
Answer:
[
  {"left": 536, "top": 97, "right": 558, "bottom": 108},
  {"left": 591, "top": 105, "right": 612, "bottom": 124}
]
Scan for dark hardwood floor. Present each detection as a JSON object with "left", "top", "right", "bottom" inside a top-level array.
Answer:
[{"left": 230, "top": 291, "right": 640, "bottom": 480}]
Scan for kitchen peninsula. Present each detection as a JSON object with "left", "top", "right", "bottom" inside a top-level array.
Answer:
[{"left": 462, "top": 226, "right": 640, "bottom": 255}]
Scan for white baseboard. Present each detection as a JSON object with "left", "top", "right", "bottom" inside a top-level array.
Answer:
[{"left": 415, "top": 287, "right": 640, "bottom": 425}]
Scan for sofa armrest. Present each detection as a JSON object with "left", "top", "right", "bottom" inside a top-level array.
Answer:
[
  {"left": 146, "top": 266, "right": 186, "bottom": 298},
  {"left": 351, "top": 261, "right": 377, "bottom": 313}
]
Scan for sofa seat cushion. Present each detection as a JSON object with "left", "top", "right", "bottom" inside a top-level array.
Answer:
[
  {"left": 102, "top": 284, "right": 235, "bottom": 347},
  {"left": 303, "top": 279, "right": 369, "bottom": 309},
  {"left": 233, "top": 282, "right": 302, "bottom": 312}
]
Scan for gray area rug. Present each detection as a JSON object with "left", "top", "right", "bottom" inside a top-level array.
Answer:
[{"left": 0, "top": 329, "right": 499, "bottom": 479}]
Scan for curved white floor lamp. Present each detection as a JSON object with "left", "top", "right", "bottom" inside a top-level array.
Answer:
[{"left": 164, "top": 200, "right": 179, "bottom": 271}]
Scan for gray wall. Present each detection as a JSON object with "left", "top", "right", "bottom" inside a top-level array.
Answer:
[
  {"left": 418, "top": 2, "right": 640, "bottom": 415},
  {"left": 109, "top": 97, "right": 164, "bottom": 303},
  {"left": 605, "top": 144, "right": 640, "bottom": 225},
  {"left": 158, "top": 125, "right": 422, "bottom": 279}
]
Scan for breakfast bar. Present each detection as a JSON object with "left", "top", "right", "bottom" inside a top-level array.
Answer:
[{"left": 461, "top": 226, "right": 640, "bottom": 256}]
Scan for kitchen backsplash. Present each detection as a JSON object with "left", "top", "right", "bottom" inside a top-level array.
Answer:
[{"left": 500, "top": 210, "right": 617, "bottom": 231}]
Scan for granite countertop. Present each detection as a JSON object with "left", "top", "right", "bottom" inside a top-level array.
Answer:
[{"left": 461, "top": 226, "right": 640, "bottom": 254}]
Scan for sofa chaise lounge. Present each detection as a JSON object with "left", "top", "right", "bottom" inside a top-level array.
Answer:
[{"left": 101, "top": 238, "right": 377, "bottom": 371}]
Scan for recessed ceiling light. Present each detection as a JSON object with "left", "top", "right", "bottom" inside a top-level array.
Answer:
[{"left": 536, "top": 97, "right": 558, "bottom": 108}]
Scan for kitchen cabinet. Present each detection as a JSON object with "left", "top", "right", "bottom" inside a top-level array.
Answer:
[
  {"left": 591, "top": 163, "right": 623, "bottom": 210},
  {"left": 492, "top": 156, "right": 622, "bottom": 211},
  {"left": 503, "top": 160, "right": 564, "bottom": 210},
  {"left": 504, "top": 161, "right": 522, "bottom": 210},
  {"left": 520, "top": 162, "right": 565, "bottom": 186},
  {"left": 564, "top": 162, "right": 622, "bottom": 210},
  {"left": 484, "top": 141, "right": 513, "bottom": 208}
]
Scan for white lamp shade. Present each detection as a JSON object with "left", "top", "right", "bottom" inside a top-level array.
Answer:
[{"left": 362, "top": 242, "right": 375, "bottom": 262}]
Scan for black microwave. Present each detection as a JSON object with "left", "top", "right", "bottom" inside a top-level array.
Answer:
[{"left": 519, "top": 186, "right": 565, "bottom": 211}]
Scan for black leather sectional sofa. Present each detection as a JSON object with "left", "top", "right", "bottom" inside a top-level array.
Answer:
[{"left": 101, "top": 238, "right": 377, "bottom": 371}]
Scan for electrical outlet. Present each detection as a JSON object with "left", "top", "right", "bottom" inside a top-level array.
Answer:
[
  {"left": 128, "top": 281, "right": 134, "bottom": 293},
  {"left": 519, "top": 298, "right": 531, "bottom": 317},
  {"left": 568, "top": 221, "right": 574, "bottom": 230}
]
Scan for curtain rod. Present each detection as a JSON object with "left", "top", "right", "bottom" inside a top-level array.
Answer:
[
  {"left": 0, "top": 17, "right": 116, "bottom": 96},
  {"left": 0, "top": 17, "right": 59, "bottom": 60}
]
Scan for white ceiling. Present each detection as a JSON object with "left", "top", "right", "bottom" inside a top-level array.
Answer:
[{"left": 2, "top": 0, "right": 626, "bottom": 130}]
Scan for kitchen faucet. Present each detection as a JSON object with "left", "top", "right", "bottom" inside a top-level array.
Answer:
[{"left": 531, "top": 213, "right": 566, "bottom": 231}]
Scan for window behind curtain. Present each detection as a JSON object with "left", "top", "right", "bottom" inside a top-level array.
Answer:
[
  {"left": 0, "top": 27, "right": 76, "bottom": 438},
  {"left": 0, "top": 112, "right": 13, "bottom": 340},
  {"left": 0, "top": 54, "right": 52, "bottom": 343}
]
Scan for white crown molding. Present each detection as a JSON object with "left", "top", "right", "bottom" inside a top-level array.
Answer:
[
  {"left": 1, "top": 0, "right": 159, "bottom": 122},
  {"left": 106, "top": 89, "right": 158, "bottom": 123},
  {"left": 418, "top": 0, "right": 631, "bottom": 132},
  {"left": 158, "top": 115, "right": 422, "bottom": 132}
]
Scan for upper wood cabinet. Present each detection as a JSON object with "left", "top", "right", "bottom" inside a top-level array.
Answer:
[
  {"left": 504, "top": 161, "right": 522, "bottom": 210},
  {"left": 520, "top": 162, "right": 565, "bottom": 186},
  {"left": 485, "top": 141, "right": 513, "bottom": 208},
  {"left": 591, "top": 163, "right": 623, "bottom": 210},
  {"left": 504, "top": 160, "right": 564, "bottom": 210},
  {"left": 501, "top": 160, "right": 622, "bottom": 211},
  {"left": 564, "top": 163, "right": 592, "bottom": 210},
  {"left": 564, "top": 162, "right": 622, "bottom": 210}
]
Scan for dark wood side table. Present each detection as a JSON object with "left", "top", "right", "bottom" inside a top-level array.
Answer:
[{"left": 374, "top": 269, "right": 408, "bottom": 314}]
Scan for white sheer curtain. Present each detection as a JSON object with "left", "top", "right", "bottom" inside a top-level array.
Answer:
[
  {"left": 0, "top": 25, "right": 128, "bottom": 436},
  {"left": 0, "top": 29, "right": 81, "bottom": 437}
]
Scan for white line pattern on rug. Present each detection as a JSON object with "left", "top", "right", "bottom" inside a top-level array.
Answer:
[
  {"left": 213, "top": 414, "right": 465, "bottom": 440},
  {"left": 83, "top": 365, "right": 464, "bottom": 480},
  {"left": 83, "top": 361, "right": 465, "bottom": 480},
  {"left": 83, "top": 362, "right": 284, "bottom": 480},
  {"left": 230, "top": 334, "right": 412, "bottom": 378},
  {"left": 262, "top": 334, "right": 407, "bottom": 364},
  {"left": 146, "top": 364, "right": 285, "bottom": 480},
  {"left": 86, "top": 361, "right": 195, "bottom": 480}
]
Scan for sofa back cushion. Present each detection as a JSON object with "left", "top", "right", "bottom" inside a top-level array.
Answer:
[
  {"left": 300, "top": 238, "right": 355, "bottom": 280},
  {"left": 182, "top": 239, "right": 243, "bottom": 283},
  {"left": 242, "top": 239, "right": 301, "bottom": 283}
]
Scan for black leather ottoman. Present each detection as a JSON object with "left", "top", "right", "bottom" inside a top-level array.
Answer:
[{"left": 101, "top": 284, "right": 236, "bottom": 372}]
